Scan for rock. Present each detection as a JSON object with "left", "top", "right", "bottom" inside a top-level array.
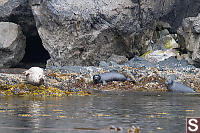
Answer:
[
  {"left": 23, "top": 67, "right": 44, "bottom": 85},
  {"left": 108, "top": 61, "right": 120, "bottom": 67},
  {"left": 178, "top": 54, "right": 193, "bottom": 64},
  {"left": 107, "top": 54, "right": 128, "bottom": 64},
  {"left": 152, "top": 34, "right": 179, "bottom": 51},
  {"left": 125, "top": 56, "right": 155, "bottom": 68},
  {"left": 0, "top": 22, "right": 26, "bottom": 67},
  {"left": 0, "top": 68, "right": 27, "bottom": 74},
  {"left": 163, "top": 35, "right": 179, "bottom": 49},
  {"left": 159, "top": 29, "right": 170, "bottom": 37},
  {"left": 160, "top": 0, "right": 200, "bottom": 31},
  {"left": 158, "top": 56, "right": 190, "bottom": 69},
  {"left": 177, "top": 14, "right": 200, "bottom": 67},
  {"left": 99, "top": 61, "right": 109, "bottom": 68},
  {"left": 31, "top": 0, "right": 182, "bottom": 67},
  {"left": 156, "top": 21, "right": 172, "bottom": 31},
  {"left": 144, "top": 49, "right": 177, "bottom": 63},
  {"left": 0, "top": 0, "right": 37, "bottom": 37}
]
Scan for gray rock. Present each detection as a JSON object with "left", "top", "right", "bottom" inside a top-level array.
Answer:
[
  {"left": 160, "top": 0, "right": 200, "bottom": 31},
  {"left": 108, "top": 61, "right": 120, "bottom": 67},
  {"left": 0, "top": 0, "right": 37, "bottom": 37},
  {"left": 0, "top": 22, "right": 26, "bottom": 67},
  {"left": 158, "top": 56, "right": 190, "bottom": 69},
  {"left": 156, "top": 21, "right": 172, "bottom": 31},
  {"left": 107, "top": 54, "right": 128, "bottom": 65},
  {"left": 59, "top": 66, "right": 88, "bottom": 73},
  {"left": 159, "top": 29, "right": 170, "bottom": 37},
  {"left": 177, "top": 13, "right": 200, "bottom": 67},
  {"left": 165, "top": 78, "right": 195, "bottom": 93},
  {"left": 31, "top": 0, "right": 181, "bottom": 67},
  {"left": 125, "top": 56, "right": 155, "bottom": 68},
  {"left": 99, "top": 61, "right": 109, "bottom": 68}
]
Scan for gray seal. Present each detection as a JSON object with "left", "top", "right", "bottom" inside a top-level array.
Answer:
[
  {"left": 165, "top": 79, "right": 195, "bottom": 93},
  {"left": 93, "top": 71, "right": 135, "bottom": 85}
]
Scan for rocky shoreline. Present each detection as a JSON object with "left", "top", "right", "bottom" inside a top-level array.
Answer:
[
  {"left": 0, "top": 0, "right": 200, "bottom": 97},
  {"left": 1, "top": 56, "right": 200, "bottom": 96}
]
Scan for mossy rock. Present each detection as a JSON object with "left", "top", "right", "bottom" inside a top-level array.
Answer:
[
  {"left": 163, "top": 35, "right": 179, "bottom": 49},
  {"left": 141, "top": 50, "right": 153, "bottom": 58}
]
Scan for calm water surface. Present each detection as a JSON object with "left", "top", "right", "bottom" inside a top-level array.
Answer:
[{"left": 0, "top": 92, "right": 200, "bottom": 133}]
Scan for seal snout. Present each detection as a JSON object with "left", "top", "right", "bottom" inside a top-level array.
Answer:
[{"left": 93, "top": 75, "right": 101, "bottom": 84}]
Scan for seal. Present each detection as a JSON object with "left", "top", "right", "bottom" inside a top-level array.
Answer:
[
  {"left": 165, "top": 78, "right": 195, "bottom": 93},
  {"left": 93, "top": 71, "right": 135, "bottom": 85},
  {"left": 23, "top": 67, "right": 44, "bottom": 85}
]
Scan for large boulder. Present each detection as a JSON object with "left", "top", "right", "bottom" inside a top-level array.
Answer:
[
  {"left": 160, "top": 0, "right": 200, "bottom": 31},
  {"left": 0, "top": 22, "right": 26, "bottom": 68},
  {"left": 177, "top": 14, "right": 200, "bottom": 67},
  {"left": 30, "top": 0, "right": 181, "bottom": 67},
  {"left": 0, "top": 0, "right": 37, "bottom": 37}
]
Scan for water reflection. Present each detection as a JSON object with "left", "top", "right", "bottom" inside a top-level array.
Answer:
[{"left": 0, "top": 92, "right": 200, "bottom": 133}]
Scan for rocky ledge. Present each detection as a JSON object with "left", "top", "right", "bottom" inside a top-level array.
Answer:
[{"left": 1, "top": 56, "right": 200, "bottom": 97}]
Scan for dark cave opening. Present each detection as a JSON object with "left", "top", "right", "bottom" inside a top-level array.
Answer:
[
  {"left": 6, "top": 3, "right": 51, "bottom": 69},
  {"left": 16, "top": 33, "right": 50, "bottom": 68}
]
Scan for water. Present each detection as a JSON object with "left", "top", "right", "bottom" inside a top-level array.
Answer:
[{"left": 0, "top": 92, "right": 200, "bottom": 133}]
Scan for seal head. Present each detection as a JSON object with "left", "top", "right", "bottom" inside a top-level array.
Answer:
[
  {"left": 93, "top": 75, "right": 101, "bottom": 84},
  {"left": 165, "top": 78, "right": 195, "bottom": 93}
]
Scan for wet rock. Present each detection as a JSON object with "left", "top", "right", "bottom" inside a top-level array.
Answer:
[
  {"left": 0, "top": 22, "right": 26, "bottom": 67},
  {"left": 12, "top": 88, "right": 21, "bottom": 95},
  {"left": 68, "top": 87, "right": 81, "bottom": 92}
]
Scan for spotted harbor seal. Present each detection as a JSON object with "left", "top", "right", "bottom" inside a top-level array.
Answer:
[
  {"left": 93, "top": 71, "right": 135, "bottom": 85},
  {"left": 23, "top": 67, "right": 44, "bottom": 85},
  {"left": 165, "top": 79, "right": 195, "bottom": 93}
]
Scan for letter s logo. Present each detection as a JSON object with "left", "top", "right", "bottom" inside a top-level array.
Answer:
[{"left": 188, "top": 119, "right": 198, "bottom": 132}]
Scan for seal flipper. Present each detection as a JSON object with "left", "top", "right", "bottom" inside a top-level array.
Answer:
[{"left": 102, "top": 80, "right": 107, "bottom": 85}]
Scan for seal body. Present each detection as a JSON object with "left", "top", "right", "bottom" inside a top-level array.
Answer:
[
  {"left": 93, "top": 72, "right": 131, "bottom": 85},
  {"left": 165, "top": 79, "right": 195, "bottom": 93},
  {"left": 23, "top": 67, "right": 44, "bottom": 85}
]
